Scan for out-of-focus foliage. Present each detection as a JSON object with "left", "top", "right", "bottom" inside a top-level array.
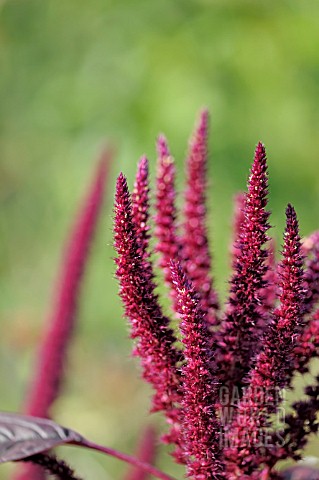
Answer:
[{"left": 1, "top": 1, "right": 319, "bottom": 479}]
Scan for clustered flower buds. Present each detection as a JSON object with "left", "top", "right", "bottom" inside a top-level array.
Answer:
[{"left": 114, "top": 111, "right": 319, "bottom": 480}]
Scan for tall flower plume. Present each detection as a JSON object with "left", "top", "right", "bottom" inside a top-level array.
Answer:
[
  {"left": 170, "top": 261, "right": 223, "bottom": 480},
  {"left": 215, "top": 142, "right": 271, "bottom": 391},
  {"left": 23, "top": 151, "right": 111, "bottom": 419},
  {"left": 113, "top": 112, "right": 319, "bottom": 480},
  {"left": 14, "top": 151, "right": 111, "bottom": 480},
  {"left": 154, "top": 136, "right": 181, "bottom": 301},
  {"left": 181, "top": 110, "right": 219, "bottom": 324},
  {"left": 224, "top": 205, "right": 306, "bottom": 478},
  {"left": 113, "top": 172, "right": 182, "bottom": 452}
]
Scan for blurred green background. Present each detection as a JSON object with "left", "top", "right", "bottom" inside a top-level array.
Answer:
[{"left": 1, "top": 0, "right": 319, "bottom": 478}]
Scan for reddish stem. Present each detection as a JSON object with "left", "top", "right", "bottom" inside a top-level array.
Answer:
[{"left": 77, "top": 440, "right": 176, "bottom": 480}]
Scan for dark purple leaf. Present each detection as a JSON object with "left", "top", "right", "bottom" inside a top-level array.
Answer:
[{"left": 0, "top": 412, "right": 83, "bottom": 463}]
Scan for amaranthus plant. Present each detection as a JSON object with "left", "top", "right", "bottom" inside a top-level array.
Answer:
[
  {"left": 114, "top": 110, "right": 319, "bottom": 480},
  {"left": 1, "top": 112, "right": 319, "bottom": 480}
]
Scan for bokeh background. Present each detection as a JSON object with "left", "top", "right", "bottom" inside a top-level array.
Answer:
[{"left": 1, "top": 1, "right": 319, "bottom": 478}]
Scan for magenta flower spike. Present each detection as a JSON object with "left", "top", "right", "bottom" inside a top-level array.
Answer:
[
  {"left": 170, "top": 261, "right": 223, "bottom": 480},
  {"left": 224, "top": 205, "right": 306, "bottom": 478},
  {"left": 294, "top": 307, "right": 319, "bottom": 373},
  {"left": 231, "top": 192, "right": 277, "bottom": 320},
  {"left": 15, "top": 151, "right": 111, "bottom": 480},
  {"left": 24, "top": 152, "right": 111, "bottom": 419},
  {"left": 181, "top": 110, "right": 219, "bottom": 323},
  {"left": 230, "top": 192, "right": 246, "bottom": 263},
  {"left": 154, "top": 136, "right": 181, "bottom": 303},
  {"left": 302, "top": 231, "right": 319, "bottom": 314},
  {"left": 279, "top": 376, "right": 319, "bottom": 462},
  {"left": 20, "top": 153, "right": 110, "bottom": 480},
  {"left": 114, "top": 173, "right": 181, "bottom": 445},
  {"left": 260, "top": 237, "right": 278, "bottom": 317},
  {"left": 132, "top": 156, "right": 151, "bottom": 259},
  {"left": 124, "top": 426, "right": 157, "bottom": 480},
  {"left": 215, "top": 142, "right": 271, "bottom": 390}
]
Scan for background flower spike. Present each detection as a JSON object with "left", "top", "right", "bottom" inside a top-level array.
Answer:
[
  {"left": 124, "top": 426, "right": 157, "bottom": 480},
  {"left": 132, "top": 156, "right": 151, "bottom": 260},
  {"left": 154, "top": 135, "right": 181, "bottom": 310},
  {"left": 181, "top": 109, "right": 219, "bottom": 325},
  {"left": 23, "top": 150, "right": 112, "bottom": 419},
  {"left": 14, "top": 150, "right": 112, "bottom": 480}
]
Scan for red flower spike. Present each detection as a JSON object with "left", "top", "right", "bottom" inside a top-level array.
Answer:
[
  {"left": 114, "top": 173, "right": 182, "bottom": 450},
  {"left": 230, "top": 192, "right": 246, "bottom": 263},
  {"left": 302, "top": 231, "right": 319, "bottom": 314},
  {"left": 181, "top": 110, "right": 219, "bottom": 324},
  {"left": 14, "top": 151, "right": 111, "bottom": 480},
  {"left": 224, "top": 204, "right": 306, "bottom": 478},
  {"left": 215, "top": 142, "right": 271, "bottom": 391},
  {"left": 124, "top": 426, "right": 157, "bottom": 480},
  {"left": 292, "top": 232, "right": 319, "bottom": 373},
  {"left": 23, "top": 152, "right": 111, "bottom": 419},
  {"left": 132, "top": 156, "right": 151, "bottom": 260},
  {"left": 260, "top": 237, "right": 278, "bottom": 318},
  {"left": 170, "top": 261, "right": 224, "bottom": 480},
  {"left": 294, "top": 308, "right": 319, "bottom": 373},
  {"left": 231, "top": 193, "right": 277, "bottom": 324},
  {"left": 154, "top": 136, "right": 181, "bottom": 305},
  {"left": 278, "top": 376, "right": 319, "bottom": 462}
]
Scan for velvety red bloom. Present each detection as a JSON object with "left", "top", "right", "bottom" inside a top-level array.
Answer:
[
  {"left": 181, "top": 110, "right": 219, "bottom": 324},
  {"left": 114, "top": 173, "right": 181, "bottom": 446},
  {"left": 279, "top": 376, "right": 319, "bottom": 462},
  {"left": 294, "top": 308, "right": 319, "bottom": 374},
  {"left": 170, "top": 261, "right": 224, "bottom": 480},
  {"left": 24, "top": 153, "right": 110, "bottom": 419},
  {"left": 230, "top": 191, "right": 277, "bottom": 322},
  {"left": 132, "top": 156, "right": 151, "bottom": 260},
  {"left": 12, "top": 112, "right": 319, "bottom": 480},
  {"left": 124, "top": 426, "right": 157, "bottom": 480},
  {"left": 112, "top": 113, "right": 319, "bottom": 480},
  {"left": 302, "top": 231, "right": 319, "bottom": 314},
  {"left": 260, "top": 238, "right": 278, "bottom": 317},
  {"left": 224, "top": 205, "right": 306, "bottom": 478},
  {"left": 215, "top": 142, "right": 271, "bottom": 391},
  {"left": 230, "top": 192, "right": 246, "bottom": 263},
  {"left": 15, "top": 151, "right": 111, "bottom": 480},
  {"left": 292, "top": 232, "right": 319, "bottom": 373},
  {"left": 230, "top": 191, "right": 276, "bottom": 319},
  {"left": 154, "top": 136, "right": 181, "bottom": 303}
]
